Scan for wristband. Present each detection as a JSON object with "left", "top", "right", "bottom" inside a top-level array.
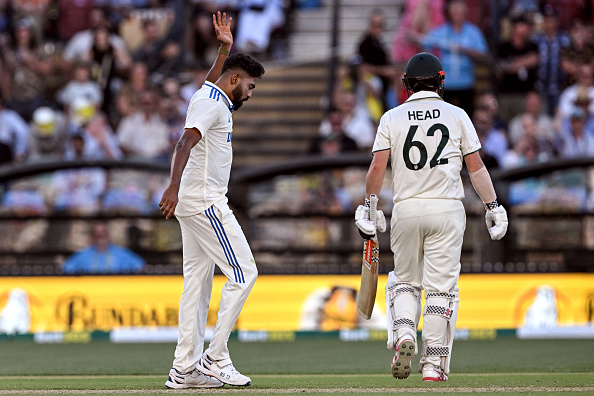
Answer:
[
  {"left": 218, "top": 47, "right": 230, "bottom": 56},
  {"left": 485, "top": 200, "right": 499, "bottom": 211},
  {"left": 364, "top": 198, "right": 370, "bottom": 208}
]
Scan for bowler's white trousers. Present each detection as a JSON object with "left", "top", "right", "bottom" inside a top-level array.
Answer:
[{"left": 172, "top": 201, "right": 258, "bottom": 372}]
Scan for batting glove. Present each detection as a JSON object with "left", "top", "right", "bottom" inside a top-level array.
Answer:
[
  {"left": 485, "top": 202, "right": 508, "bottom": 240},
  {"left": 355, "top": 203, "right": 386, "bottom": 240}
]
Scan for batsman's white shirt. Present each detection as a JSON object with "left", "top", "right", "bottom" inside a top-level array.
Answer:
[
  {"left": 176, "top": 81, "right": 234, "bottom": 217},
  {"left": 372, "top": 91, "right": 481, "bottom": 203}
]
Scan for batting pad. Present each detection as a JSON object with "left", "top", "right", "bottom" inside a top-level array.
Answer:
[{"left": 385, "top": 272, "right": 421, "bottom": 352}]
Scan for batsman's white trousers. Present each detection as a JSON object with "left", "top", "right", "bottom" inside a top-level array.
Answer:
[
  {"left": 390, "top": 198, "right": 464, "bottom": 294},
  {"left": 172, "top": 201, "right": 258, "bottom": 372}
]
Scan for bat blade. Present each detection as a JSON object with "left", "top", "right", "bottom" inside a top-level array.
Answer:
[{"left": 356, "top": 237, "right": 379, "bottom": 320}]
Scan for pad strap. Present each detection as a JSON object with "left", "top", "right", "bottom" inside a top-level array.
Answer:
[{"left": 423, "top": 345, "right": 450, "bottom": 357}]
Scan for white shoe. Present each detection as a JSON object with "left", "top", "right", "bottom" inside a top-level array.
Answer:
[
  {"left": 391, "top": 336, "right": 415, "bottom": 379},
  {"left": 197, "top": 353, "right": 252, "bottom": 386},
  {"left": 165, "top": 367, "right": 224, "bottom": 388},
  {"left": 422, "top": 364, "right": 448, "bottom": 382}
]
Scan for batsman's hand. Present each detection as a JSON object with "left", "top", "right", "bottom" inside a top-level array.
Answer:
[
  {"left": 485, "top": 205, "right": 508, "bottom": 240},
  {"left": 159, "top": 184, "right": 179, "bottom": 219},
  {"left": 355, "top": 205, "right": 386, "bottom": 240}
]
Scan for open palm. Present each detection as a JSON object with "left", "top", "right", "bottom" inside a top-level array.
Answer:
[{"left": 213, "top": 11, "right": 233, "bottom": 47}]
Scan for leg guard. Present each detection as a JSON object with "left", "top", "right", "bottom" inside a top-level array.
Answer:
[
  {"left": 385, "top": 272, "right": 422, "bottom": 353},
  {"left": 419, "top": 287, "right": 459, "bottom": 374}
]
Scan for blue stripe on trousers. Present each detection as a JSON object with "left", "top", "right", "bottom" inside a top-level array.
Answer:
[{"left": 204, "top": 207, "right": 243, "bottom": 283}]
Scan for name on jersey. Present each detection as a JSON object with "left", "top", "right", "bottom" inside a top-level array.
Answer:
[{"left": 408, "top": 109, "right": 440, "bottom": 120}]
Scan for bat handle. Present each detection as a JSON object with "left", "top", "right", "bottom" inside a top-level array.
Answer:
[{"left": 369, "top": 194, "right": 378, "bottom": 223}]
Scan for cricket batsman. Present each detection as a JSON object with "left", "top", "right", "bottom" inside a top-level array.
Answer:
[{"left": 355, "top": 52, "right": 508, "bottom": 381}]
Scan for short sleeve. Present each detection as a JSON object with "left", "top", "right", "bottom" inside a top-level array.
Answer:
[
  {"left": 185, "top": 98, "right": 221, "bottom": 136},
  {"left": 459, "top": 110, "right": 481, "bottom": 156},
  {"left": 372, "top": 113, "right": 391, "bottom": 153}
]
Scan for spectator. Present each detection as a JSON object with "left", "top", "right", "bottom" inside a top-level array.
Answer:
[
  {"left": 561, "top": 19, "right": 594, "bottom": 86},
  {"left": 0, "top": 180, "right": 46, "bottom": 215},
  {"left": 533, "top": 5, "right": 571, "bottom": 116},
  {"left": 235, "top": 0, "right": 286, "bottom": 56},
  {"left": 507, "top": 113, "right": 554, "bottom": 163},
  {"left": 501, "top": 133, "right": 541, "bottom": 169},
  {"left": 115, "top": 61, "right": 155, "bottom": 124},
  {"left": 311, "top": 110, "right": 358, "bottom": 155},
  {"left": 181, "top": 63, "right": 209, "bottom": 103},
  {"left": 81, "top": 25, "right": 132, "bottom": 117},
  {"left": 321, "top": 92, "right": 375, "bottom": 151},
  {"left": 557, "top": 63, "right": 594, "bottom": 121},
  {"left": 508, "top": 91, "right": 555, "bottom": 147},
  {"left": 0, "top": 98, "right": 29, "bottom": 164},
  {"left": 0, "top": 18, "right": 53, "bottom": 121},
  {"left": 420, "top": 0, "right": 488, "bottom": 116},
  {"left": 391, "top": 0, "right": 446, "bottom": 66},
  {"left": 62, "top": 222, "right": 146, "bottom": 274},
  {"left": 473, "top": 106, "right": 509, "bottom": 167},
  {"left": 62, "top": 6, "right": 127, "bottom": 65},
  {"left": 116, "top": 89, "right": 170, "bottom": 161},
  {"left": 27, "top": 107, "right": 68, "bottom": 162},
  {"left": 558, "top": 107, "right": 594, "bottom": 158},
  {"left": 56, "top": 61, "right": 103, "bottom": 111},
  {"left": 357, "top": 9, "right": 397, "bottom": 113},
  {"left": 496, "top": 13, "right": 539, "bottom": 124},
  {"left": 184, "top": 7, "right": 222, "bottom": 66},
  {"left": 132, "top": 18, "right": 182, "bottom": 83},
  {"left": 65, "top": 100, "right": 122, "bottom": 160},
  {"left": 11, "top": 0, "right": 50, "bottom": 45},
  {"left": 54, "top": 134, "right": 107, "bottom": 214}
]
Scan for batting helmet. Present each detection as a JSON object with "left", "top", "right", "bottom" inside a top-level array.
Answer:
[{"left": 402, "top": 52, "right": 445, "bottom": 97}]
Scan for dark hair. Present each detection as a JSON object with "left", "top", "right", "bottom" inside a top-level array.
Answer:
[{"left": 222, "top": 53, "right": 265, "bottom": 79}]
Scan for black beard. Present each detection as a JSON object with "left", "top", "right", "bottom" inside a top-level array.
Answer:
[{"left": 231, "top": 85, "right": 246, "bottom": 110}]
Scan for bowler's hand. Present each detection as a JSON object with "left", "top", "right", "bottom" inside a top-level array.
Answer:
[
  {"left": 159, "top": 185, "right": 179, "bottom": 219},
  {"left": 213, "top": 11, "right": 233, "bottom": 48}
]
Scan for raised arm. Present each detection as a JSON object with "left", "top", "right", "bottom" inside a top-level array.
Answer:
[{"left": 205, "top": 11, "right": 233, "bottom": 83}]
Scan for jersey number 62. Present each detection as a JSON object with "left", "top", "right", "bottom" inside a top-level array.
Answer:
[{"left": 403, "top": 123, "right": 450, "bottom": 171}]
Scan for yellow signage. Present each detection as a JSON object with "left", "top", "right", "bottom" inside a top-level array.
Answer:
[{"left": 0, "top": 274, "right": 592, "bottom": 333}]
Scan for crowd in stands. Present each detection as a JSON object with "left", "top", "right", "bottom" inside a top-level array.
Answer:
[{"left": 323, "top": 0, "right": 594, "bottom": 176}]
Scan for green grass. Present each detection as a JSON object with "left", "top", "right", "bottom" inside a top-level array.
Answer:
[{"left": 0, "top": 338, "right": 593, "bottom": 395}]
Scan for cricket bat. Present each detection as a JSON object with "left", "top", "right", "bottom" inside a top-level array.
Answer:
[{"left": 356, "top": 195, "right": 380, "bottom": 320}]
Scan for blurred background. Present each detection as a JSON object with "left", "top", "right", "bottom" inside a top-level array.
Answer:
[{"left": 0, "top": 0, "right": 593, "bottom": 341}]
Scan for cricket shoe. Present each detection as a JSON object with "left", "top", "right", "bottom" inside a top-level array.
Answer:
[
  {"left": 165, "top": 367, "right": 224, "bottom": 388},
  {"left": 198, "top": 353, "right": 252, "bottom": 386},
  {"left": 391, "top": 336, "right": 415, "bottom": 379},
  {"left": 422, "top": 364, "right": 448, "bottom": 382}
]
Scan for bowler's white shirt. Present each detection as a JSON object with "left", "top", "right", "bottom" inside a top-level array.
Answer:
[
  {"left": 372, "top": 91, "right": 481, "bottom": 203},
  {"left": 176, "top": 81, "right": 234, "bottom": 216}
]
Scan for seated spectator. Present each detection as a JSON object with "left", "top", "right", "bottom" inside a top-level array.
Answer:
[
  {"left": 320, "top": 92, "right": 375, "bottom": 151},
  {"left": 62, "top": 222, "right": 146, "bottom": 275},
  {"left": 0, "top": 18, "right": 53, "bottom": 121},
  {"left": 102, "top": 181, "right": 150, "bottom": 215},
  {"left": 473, "top": 106, "right": 509, "bottom": 167},
  {"left": 420, "top": 0, "right": 488, "bottom": 116},
  {"left": 506, "top": 114, "right": 554, "bottom": 163},
  {"left": 181, "top": 63, "right": 209, "bottom": 103},
  {"left": 311, "top": 110, "right": 358, "bottom": 155},
  {"left": 556, "top": 63, "right": 594, "bottom": 121},
  {"left": 65, "top": 99, "right": 122, "bottom": 160},
  {"left": 561, "top": 19, "right": 594, "bottom": 86},
  {"left": 356, "top": 9, "right": 398, "bottom": 113},
  {"left": 54, "top": 134, "right": 107, "bottom": 214},
  {"left": 184, "top": 6, "right": 225, "bottom": 66},
  {"left": 496, "top": 13, "right": 539, "bottom": 124},
  {"left": 533, "top": 5, "right": 570, "bottom": 116},
  {"left": 56, "top": 61, "right": 103, "bottom": 111},
  {"left": 558, "top": 107, "right": 594, "bottom": 158},
  {"left": 235, "top": 0, "right": 286, "bottom": 56},
  {"left": 501, "top": 134, "right": 541, "bottom": 169},
  {"left": 132, "top": 19, "right": 182, "bottom": 83},
  {"left": 508, "top": 91, "right": 556, "bottom": 147},
  {"left": 159, "top": 77, "right": 187, "bottom": 157},
  {"left": 57, "top": 0, "right": 96, "bottom": 41},
  {"left": 391, "top": 0, "right": 446, "bottom": 66},
  {"left": 0, "top": 98, "right": 30, "bottom": 164},
  {"left": 11, "top": 0, "right": 50, "bottom": 45},
  {"left": 62, "top": 6, "right": 127, "bottom": 65},
  {"left": 116, "top": 89, "right": 170, "bottom": 161},
  {"left": 27, "top": 107, "right": 68, "bottom": 162},
  {"left": 0, "top": 180, "right": 46, "bottom": 216},
  {"left": 114, "top": 61, "right": 156, "bottom": 124}
]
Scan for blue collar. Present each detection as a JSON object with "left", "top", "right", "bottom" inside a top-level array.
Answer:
[{"left": 204, "top": 81, "right": 234, "bottom": 113}]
